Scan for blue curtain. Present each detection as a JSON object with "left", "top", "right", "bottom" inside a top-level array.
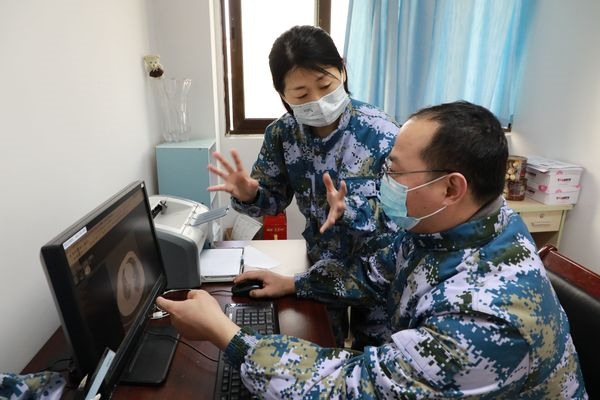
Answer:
[{"left": 344, "top": 0, "right": 536, "bottom": 127}]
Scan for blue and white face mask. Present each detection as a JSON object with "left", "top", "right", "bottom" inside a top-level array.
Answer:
[
  {"left": 288, "top": 83, "right": 350, "bottom": 127},
  {"left": 379, "top": 174, "right": 448, "bottom": 230}
]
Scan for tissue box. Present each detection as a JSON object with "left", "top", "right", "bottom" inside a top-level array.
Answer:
[
  {"left": 525, "top": 155, "right": 583, "bottom": 192},
  {"left": 525, "top": 185, "right": 580, "bottom": 205}
]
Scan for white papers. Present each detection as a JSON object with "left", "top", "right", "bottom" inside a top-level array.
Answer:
[
  {"left": 231, "top": 214, "right": 263, "bottom": 240},
  {"left": 199, "top": 248, "right": 243, "bottom": 281},
  {"left": 243, "top": 245, "right": 280, "bottom": 269},
  {"left": 526, "top": 155, "right": 582, "bottom": 171}
]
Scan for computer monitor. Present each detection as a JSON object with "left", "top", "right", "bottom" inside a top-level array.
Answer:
[{"left": 40, "top": 181, "right": 178, "bottom": 398}]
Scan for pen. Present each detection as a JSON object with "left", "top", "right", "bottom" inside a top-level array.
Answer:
[{"left": 240, "top": 248, "right": 245, "bottom": 273}]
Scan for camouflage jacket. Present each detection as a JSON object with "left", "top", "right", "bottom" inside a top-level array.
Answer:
[
  {"left": 232, "top": 99, "right": 400, "bottom": 345},
  {"left": 224, "top": 201, "right": 587, "bottom": 399}
]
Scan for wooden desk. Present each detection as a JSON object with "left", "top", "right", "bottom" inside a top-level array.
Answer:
[
  {"left": 23, "top": 240, "right": 335, "bottom": 399},
  {"left": 22, "top": 283, "right": 334, "bottom": 399},
  {"left": 507, "top": 198, "right": 573, "bottom": 249}
]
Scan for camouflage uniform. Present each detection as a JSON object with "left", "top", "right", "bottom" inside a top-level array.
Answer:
[
  {"left": 231, "top": 99, "right": 400, "bottom": 347},
  {"left": 224, "top": 199, "right": 588, "bottom": 399}
]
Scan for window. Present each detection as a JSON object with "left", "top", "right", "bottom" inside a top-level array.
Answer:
[{"left": 220, "top": 0, "right": 349, "bottom": 135}]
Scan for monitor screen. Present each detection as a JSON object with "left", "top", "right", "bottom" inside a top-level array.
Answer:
[{"left": 40, "top": 181, "right": 177, "bottom": 398}]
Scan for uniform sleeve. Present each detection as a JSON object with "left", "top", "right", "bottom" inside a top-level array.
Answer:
[
  {"left": 231, "top": 120, "right": 294, "bottom": 217},
  {"left": 224, "top": 313, "right": 530, "bottom": 398},
  {"left": 333, "top": 161, "right": 393, "bottom": 244},
  {"left": 333, "top": 102, "right": 399, "bottom": 239},
  {"left": 294, "top": 234, "right": 401, "bottom": 304},
  {"left": 338, "top": 181, "right": 384, "bottom": 236}
]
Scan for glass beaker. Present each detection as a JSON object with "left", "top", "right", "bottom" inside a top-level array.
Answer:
[{"left": 155, "top": 78, "right": 192, "bottom": 142}]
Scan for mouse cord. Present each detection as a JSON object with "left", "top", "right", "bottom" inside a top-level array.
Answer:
[{"left": 208, "top": 289, "right": 233, "bottom": 296}]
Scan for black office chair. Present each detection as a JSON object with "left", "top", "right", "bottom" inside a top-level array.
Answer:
[{"left": 539, "top": 244, "right": 600, "bottom": 398}]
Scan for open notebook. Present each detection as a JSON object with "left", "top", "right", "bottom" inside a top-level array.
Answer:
[{"left": 199, "top": 247, "right": 244, "bottom": 282}]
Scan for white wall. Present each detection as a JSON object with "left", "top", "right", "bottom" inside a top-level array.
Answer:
[
  {"left": 147, "top": 0, "right": 218, "bottom": 140},
  {"left": 0, "top": 1, "right": 161, "bottom": 372},
  {"left": 511, "top": 0, "right": 600, "bottom": 271}
]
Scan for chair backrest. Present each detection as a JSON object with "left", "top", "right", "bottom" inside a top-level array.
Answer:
[{"left": 539, "top": 244, "right": 600, "bottom": 398}]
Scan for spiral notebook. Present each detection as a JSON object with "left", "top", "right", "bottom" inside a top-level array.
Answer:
[{"left": 199, "top": 247, "right": 244, "bottom": 282}]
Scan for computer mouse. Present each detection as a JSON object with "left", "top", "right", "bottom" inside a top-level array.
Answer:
[{"left": 231, "top": 279, "right": 263, "bottom": 297}]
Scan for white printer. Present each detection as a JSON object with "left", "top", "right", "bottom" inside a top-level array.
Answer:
[{"left": 149, "top": 195, "right": 227, "bottom": 289}]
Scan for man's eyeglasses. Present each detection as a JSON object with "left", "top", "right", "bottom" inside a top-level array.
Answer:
[{"left": 380, "top": 160, "right": 451, "bottom": 179}]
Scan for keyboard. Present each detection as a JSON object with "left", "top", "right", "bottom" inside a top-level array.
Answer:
[{"left": 214, "top": 302, "right": 279, "bottom": 400}]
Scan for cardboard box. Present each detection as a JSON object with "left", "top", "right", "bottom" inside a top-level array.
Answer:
[
  {"left": 525, "top": 155, "right": 583, "bottom": 192},
  {"left": 525, "top": 185, "right": 580, "bottom": 205}
]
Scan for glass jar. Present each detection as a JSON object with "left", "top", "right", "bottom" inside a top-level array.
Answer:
[{"left": 154, "top": 78, "right": 192, "bottom": 142}]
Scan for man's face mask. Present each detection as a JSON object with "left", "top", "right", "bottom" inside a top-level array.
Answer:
[
  {"left": 379, "top": 173, "right": 448, "bottom": 230},
  {"left": 287, "top": 83, "right": 350, "bottom": 127}
]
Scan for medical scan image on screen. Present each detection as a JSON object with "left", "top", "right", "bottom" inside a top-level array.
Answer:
[
  {"left": 67, "top": 209, "right": 160, "bottom": 354},
  {"left": 116, "top": 250, "right": 146, "bottom": 319}
]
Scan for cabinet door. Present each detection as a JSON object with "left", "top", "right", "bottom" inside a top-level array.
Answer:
[{"left": 156, "top": 139, "right": 216, "bottom": 207}]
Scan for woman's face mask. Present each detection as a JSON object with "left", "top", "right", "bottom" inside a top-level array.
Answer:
[
  {"left": 379, "top": 174, "right": 448, "bottom": 230},
  {"left": 287, "top": 83, "right": 350, "bottom": 127}
]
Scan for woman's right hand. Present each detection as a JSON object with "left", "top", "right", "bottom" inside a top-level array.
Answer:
[
  {"left": 233, "top": 269, "right": 296, "bottom": 298},
  {"left": 207, "top": 149, "right": 260, "bottom": 203},
  {"left": 320, "top": 172, "right": 347, "bottom": 233}
]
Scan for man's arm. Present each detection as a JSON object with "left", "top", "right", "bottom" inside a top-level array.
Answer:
[
  {"left": 295, "top": 234, "right": 400, "bottom": 304},
  {"left": 224, "top": 313, "right": 529, "bottom": 398},
  {"left": 234, "top": 235, "right": 399, "bottom": 305}
]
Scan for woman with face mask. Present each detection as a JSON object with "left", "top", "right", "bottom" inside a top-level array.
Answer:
[{"left": 208, "top": 25, "right": 400, "bottom": 348}]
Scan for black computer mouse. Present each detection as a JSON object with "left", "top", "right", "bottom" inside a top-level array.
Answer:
[{"left": 231, "top": 279, "right": 263, "bottom": 297}]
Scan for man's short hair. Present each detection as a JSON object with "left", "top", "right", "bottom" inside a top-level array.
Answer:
[{"left": 410, "top": 101, "right": 508, "bottom": 204}]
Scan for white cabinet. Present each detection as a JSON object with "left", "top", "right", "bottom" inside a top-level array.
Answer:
[{"left": 507, "top": 198, "right": 572, "bottom": 249}]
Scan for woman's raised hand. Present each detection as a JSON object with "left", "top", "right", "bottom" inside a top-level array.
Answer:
[
  {"left": 207, "top": 149, "right": 260, "bottom": 203},
  {"left": 320, "top": 172, "right": 347, "bottom": 233}
]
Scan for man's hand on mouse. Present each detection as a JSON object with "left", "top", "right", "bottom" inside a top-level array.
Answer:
[
  {"left": 234, "top": 270, "right": 295, "bottom": 298},
  {"left": 156, "top": 289, "right": 239, "bottom": 349}
]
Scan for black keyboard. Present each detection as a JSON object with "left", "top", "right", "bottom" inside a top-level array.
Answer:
[{"left": 214, "top": 302, "right": 279, "bottom": 400}]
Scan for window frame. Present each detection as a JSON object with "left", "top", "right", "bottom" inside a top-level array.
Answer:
[{"left": 220, "top": 0, "right": 332, "bottom": 135}]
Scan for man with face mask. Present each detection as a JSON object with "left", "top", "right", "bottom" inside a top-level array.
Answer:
[{"left": 158, "top": 101, "right": 587, "bottom": 398}]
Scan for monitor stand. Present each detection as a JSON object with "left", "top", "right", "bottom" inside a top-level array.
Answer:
[{"left": 120, "top": 324, "right": 179, "bottom": 385}]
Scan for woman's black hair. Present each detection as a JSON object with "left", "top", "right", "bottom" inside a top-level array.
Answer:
[{"left": 268, "top": 25, "right": 349, "bottom": 114}]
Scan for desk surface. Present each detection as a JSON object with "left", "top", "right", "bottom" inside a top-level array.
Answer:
[{"left": 23, "top": 240, "right": 333, "bottom": 400}]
